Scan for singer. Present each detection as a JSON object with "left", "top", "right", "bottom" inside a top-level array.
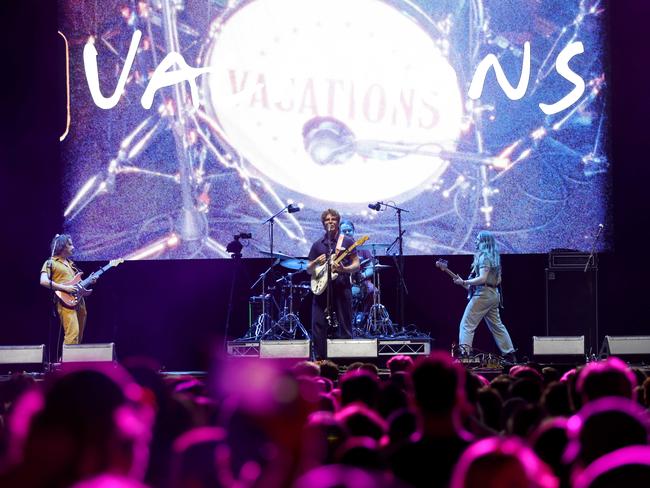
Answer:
[
  {"left": 307, "top": 209, "right": 360, "bottom": 360},
  {"left": 39, "top": 234, "right": 94, "bottom": 344},
  {"left": 452, "top": 230, "right": 516, "bottom": 362}
]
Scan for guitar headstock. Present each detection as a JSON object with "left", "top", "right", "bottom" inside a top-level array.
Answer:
[
  {"left": 435, "top": 258, "right": 448, "bottom": 270},
  {"left": 109, "top": 258, "right": 125, "bottom": 268},
  {"left": 357, "top": 235, "right": 369, "bottom": 246}
]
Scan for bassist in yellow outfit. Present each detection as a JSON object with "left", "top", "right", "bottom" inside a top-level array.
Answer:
[{"left": 39, "top": 234, "right": 94, "bottom": 345}]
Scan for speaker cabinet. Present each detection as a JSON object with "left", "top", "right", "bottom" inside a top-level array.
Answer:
[
  {"left": 546, "top": 268, "right": 598, "bottom": 354},
  {"left": 602, "top": 336, "right": 650, "bottom": 361},
  {"left": 0, "top": 345, "right": 45, "bottom": 372},
  {"left": 327, "top": 339, "right": 377, "bottom": 358},
  {"left": 62, "top": 343, "right": 115, "bottom": 362},
  {"left": 533, "top": 336, "right": 585, "bottom": 356}
]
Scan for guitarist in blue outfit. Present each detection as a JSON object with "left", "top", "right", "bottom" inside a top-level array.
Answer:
[
  {"left": 453, "top": 230, "right": 516, "bottom": 363},
  {"left": 307, "top": 209, "right": 360, "bottom": 360}
]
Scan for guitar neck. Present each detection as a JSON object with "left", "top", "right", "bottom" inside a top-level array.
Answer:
[
  {"left": 443, "top": 268, "right": 460, "bottom": 280},
  {"left": 79, "top": 263, "right": 112, "bottom": 288},
  {"left": 333, "top": 237, "right": 368, "bottom": 265}
]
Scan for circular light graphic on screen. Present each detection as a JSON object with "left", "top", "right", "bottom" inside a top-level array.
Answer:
[{"left": 203, "top": 0, "right": 463, "bottom": 205}]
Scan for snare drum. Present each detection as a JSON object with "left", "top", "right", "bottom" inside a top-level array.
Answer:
[{"left": 200, "top": 0, "right": 464, "bottom": 208}]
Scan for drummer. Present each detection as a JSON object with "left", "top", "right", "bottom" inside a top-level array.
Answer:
[{"left": 340, "top": 220, "right": 376, "bottom": 313}]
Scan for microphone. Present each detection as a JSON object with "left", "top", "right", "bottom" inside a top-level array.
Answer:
[
  {"left": 287, "top": 203, "right": 301, "bottom": 214},
  {"left": 368, "top": 202, "right": 381, "bottom": 211}
]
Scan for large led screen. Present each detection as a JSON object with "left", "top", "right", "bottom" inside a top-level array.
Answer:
[{"left": 58, "top": 0, "right": 610, "bottom": 259}]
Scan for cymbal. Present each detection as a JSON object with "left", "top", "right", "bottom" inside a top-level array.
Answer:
[
  {"left": 280, "top": 258, "right": 309, "bottom": 271},
  {"left": 260, "top": 250, "right": 294, "bottom": 260},
  {"left": 357, "top": 242, "right": 392, "bottom": 250},
  {"left": 370, "top": 264, "right": 392, "bottom": 270}
]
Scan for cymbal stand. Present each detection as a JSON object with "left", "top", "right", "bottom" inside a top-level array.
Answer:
[
  {"left": 245, "top": 258, "right": 280, "bottom": 339},
  {"left": 274, "top": 272, "right": 310, "bottom": 340},
  {"left": 366, "top": 247, "right": 395, "bottom": 337}
]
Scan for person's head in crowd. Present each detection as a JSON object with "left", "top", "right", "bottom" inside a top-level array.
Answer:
[
  {"left": 410, "top": 352, "right": 466, "bottom": 417},
  {"left": 572, "top": 446, "right": 650, "bottom": 488},
  {"left": 293, "top": 361, "right": 321, "bottom": 378},
  {"left": 510, "top": 365, "right": 544, "bottom": 383},
  {"left": 465, "top": 371, "right": 487, "bottom": 407},
  {"left": 4, "top": 363, "right": 153, "bottom": 488},
  {"left": 386, "top": 355, "right": 413, "bottom": 375},
  {"left": 542, "top": 366, "right": 561, "bottom": 385},
  {"left": 490, "top": 374, "right": 515, "bottom": 401},
  {"left": 358, "top": 363, "right": 379, "bottom": 377},
  {"left": 388, "top": 371, "right": 409, "bottom": 392},
  {"left": 386, "top": 408, "right": 417, "bottom": 446},
  {"left": 530, "top": 418, "right": 570, "bottom": 484},
  {"left": 318, "top": 360, "right": 340, "bottom": 384},
  {"left": 169, "top": 426, "right": 226, "bottom": 488},
  {"left": 642, "top": 377, "right": 650, "bottom": 408},
  {"left": 449, "top": 436, "right": 558, "bottom": 488},
  {"left": 541, "top": 381, "right": 573, "bottom": 418},
  {"left": 563, "top": 396, "right": 650, "bottom": 470},
  {"left": 317, "top": 392, "right": 337, "bottom": 412},
  {"left": 576, "top": 358, "right": 636, "bottom": 403},
  {"left": 507, "top": 404, "right": 545, "bottom": 438},
  {"left": 376, "top": 381, "right": 408, "bottom": 419},
  {"left": 300, "top": 411, "right": 348, "bottom": 471},
  {"left": 477, "top": 387, "right": 503, "bottom": 433},
  {"left": 501, "top": 397, "right": 526, "bottom": 436},
  {"left": 339, "top": 369, "right": 380, "bottom": 409},
  {"left": 561, "top": 367, "right": 582, "bottom": 412},
  {"left": 509, "top": 377, "right": 543, "bottom": 405},
  {"left": 335, "top": 404, "right": 387, "bottom": 441},
  {"left": 630, "top": 367, "right": 647, "bottom": 390},
  {"left": 335, "top": 436, "right": 383, "bottom": 471},
  {"left": 346, "top": 362, "right": 364, "bottom": 372}
]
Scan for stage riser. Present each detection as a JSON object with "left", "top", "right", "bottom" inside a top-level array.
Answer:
[{"left": 227, "top": 339, "right": 432, "bottom": 359}]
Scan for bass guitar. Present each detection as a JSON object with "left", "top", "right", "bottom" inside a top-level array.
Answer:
[
  {"left": 435, "top": 258, "right": 473, "bottom": 299},
  {"left": 55, "top": 258, "right": 124, "bottom": 307},
  {"left": 311, "top": 236, "right": 369, "bottom": 295}
]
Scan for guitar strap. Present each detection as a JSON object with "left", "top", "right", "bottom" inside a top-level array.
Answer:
[{"left": 335, "top": 233, "right": 345, "bottom": 253}]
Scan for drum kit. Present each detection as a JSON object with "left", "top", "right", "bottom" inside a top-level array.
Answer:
[{"left": 242, "top": 240, "right": 399, "bottom": 340}]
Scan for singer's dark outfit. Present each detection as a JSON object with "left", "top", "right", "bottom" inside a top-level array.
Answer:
[{"left": 308, "top": 233, "right": 355, "bottom": 360}]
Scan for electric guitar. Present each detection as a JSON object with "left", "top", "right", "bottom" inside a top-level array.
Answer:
[
  {"left": 435, "top": 258, "right": 473, "bottom": 299},
  {"left": 311, "top": 236, "right": 369, "bottom": 295},
  {"left": 55, "top": 258, "right": 124, "bottom": 307}
]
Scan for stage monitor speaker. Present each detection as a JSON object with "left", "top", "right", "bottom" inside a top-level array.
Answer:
[
  {"left": 259, "top": 340, "right": 310, "bottom": 358},
  {"left": 602, "top": 336, "right": 650, "bottom": 361},
  {"left": 546, "top": 268, "right": 597, "bottom": 353},
  {"left": 327, "top": 339, "right": 377, "bottom": 358},
  {"left": 533, "top": 336, "right": 585, "bottom": 358},
  {"left": 0, "top": 345, "right": 45, "bottom": 372},
  {"left": 62, "top": 343, "right": 115, "bottom": 362}
]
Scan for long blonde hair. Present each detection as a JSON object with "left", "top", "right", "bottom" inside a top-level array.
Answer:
[{"left": 471, "top": 230, "right": 501, "bottom": 276}]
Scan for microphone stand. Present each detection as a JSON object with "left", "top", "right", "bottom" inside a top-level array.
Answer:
[
  {"left": 380, "top": 202, "right": 409, "bottom": 330},
  {"left": 584, "top": 225, "right": 604, "bottom": 272},
  {"left": 324, "top": 231, "right": 339, "bottom": 332},
  {"left": 262, "top": 204, "right": 296, "bottom": 255}
]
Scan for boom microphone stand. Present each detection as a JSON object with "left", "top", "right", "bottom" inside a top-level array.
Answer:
[{"left": 370, "top": 202, "right": 409, "bottom": 330}]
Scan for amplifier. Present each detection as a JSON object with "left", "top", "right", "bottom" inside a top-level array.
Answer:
[
  {"left": 533, "top": 336, "right": 585, "bottom": 356},
  {"left": 548, "top": 250, "right": 596, "bottom": 269},
  {"left": 327, "top": 339, "right": 377, "bottom": 358},
  {"left": 0, "top": 345, "right": 45, "bottom": 364},
  {"left": 259, "top": 340, "right": 310, "bottom": 358},
  {"left": 602, "top": 336, "right": 650, "bottom": 357},
  {"left": 62, "top": 343, "right": 115, "bottom": 362}
]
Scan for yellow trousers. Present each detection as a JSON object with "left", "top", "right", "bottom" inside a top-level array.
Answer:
[{"left": 56, "top": 299, "right": 87, "bottom": 344}]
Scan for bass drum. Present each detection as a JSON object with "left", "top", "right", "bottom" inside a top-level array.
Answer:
[{"left": 200, "top": 0, "right": 465, "bottom": 209}]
